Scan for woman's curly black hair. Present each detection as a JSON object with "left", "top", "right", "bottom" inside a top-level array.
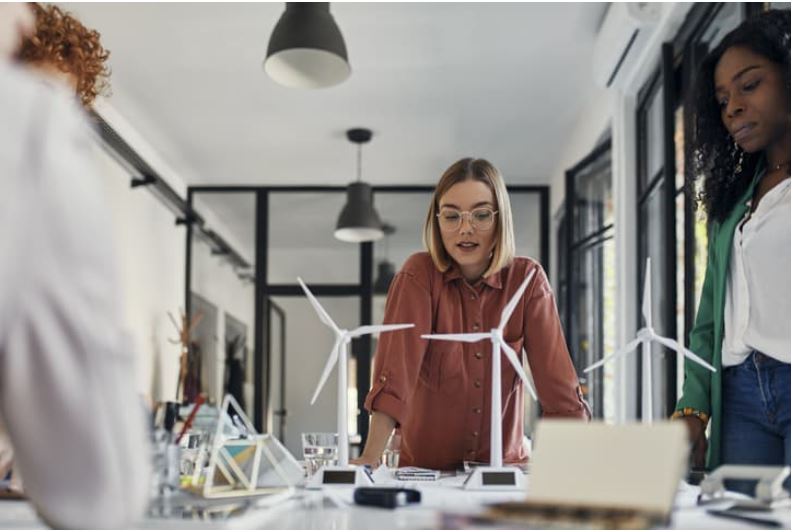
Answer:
[{"left": 687, "top": 9, "right": 790, "bottom": 223}]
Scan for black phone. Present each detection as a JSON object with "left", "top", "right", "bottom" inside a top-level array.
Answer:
[{"left": 353, "top": 487, "right": 421, "bottom": 509}]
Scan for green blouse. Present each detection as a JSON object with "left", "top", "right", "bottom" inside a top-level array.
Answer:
[{"left": 674, "top": 162, "right": 766, "bottom": 469}]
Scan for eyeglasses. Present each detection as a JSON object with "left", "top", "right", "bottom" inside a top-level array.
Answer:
[{"left": 436, "top": 207, "right": 498, "bottom": 232}]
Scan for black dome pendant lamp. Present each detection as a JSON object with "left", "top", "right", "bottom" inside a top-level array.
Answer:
[
  {"left": 263, "top": 2, "right": 351, "bottom": 89},
  {"left": 334, "top": 128, "right": 384, "bottom": 243}
]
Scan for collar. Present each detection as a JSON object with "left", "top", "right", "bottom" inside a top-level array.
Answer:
[
  {"left": 442, "top": 263, "right": 503, "bottom": 289},
  {"left": 744, "top": 159, "right": 768, "bottom": 204},
  {"left": 728, "top": 160, "right": 767, "bottom": 223}
]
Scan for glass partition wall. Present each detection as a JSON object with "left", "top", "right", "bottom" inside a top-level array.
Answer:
[{"left": 187, "top": 185, "right": 549, "bottom": 458}]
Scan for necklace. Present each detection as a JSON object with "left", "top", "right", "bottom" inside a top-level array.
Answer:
[{"left": 769, "top": 160, "right": 790, "bottom": 173}]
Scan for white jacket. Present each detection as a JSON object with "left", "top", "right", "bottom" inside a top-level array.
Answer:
[{"left": 0, "top": 64, "right": 149, "bottom": 528}]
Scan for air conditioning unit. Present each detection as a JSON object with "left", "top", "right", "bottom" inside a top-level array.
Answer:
[{"left": 592, "top": 3, "right": 662, "bottom": 88}]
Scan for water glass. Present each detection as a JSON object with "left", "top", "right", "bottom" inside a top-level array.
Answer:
[
  {"left": 301, "top": 432, "right": 338, "bottom": 477},
  {"left": 381, "top": 431, "right": 401, "bottom": 470}
]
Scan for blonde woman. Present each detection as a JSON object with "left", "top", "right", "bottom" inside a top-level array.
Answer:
[{"left": 352, "top": 158, "right": 590, "bottom": 471}]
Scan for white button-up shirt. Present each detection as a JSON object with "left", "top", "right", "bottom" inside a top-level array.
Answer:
[
  {"left": 0, "top": 64, "right": 149, "bottom": 527},
  {"left": 722, "top": 175, "right": 791, "bottom": 367}
]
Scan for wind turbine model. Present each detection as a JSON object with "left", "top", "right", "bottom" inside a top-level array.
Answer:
[
  {"left": 584, "top": 258, "right": 716, "bottom": 424},
  {"left": 298, "top": 277, "right": 414, "bottom": 487},
  {"left": 422, "top": 271, "right": 538, "bottom": 490}
]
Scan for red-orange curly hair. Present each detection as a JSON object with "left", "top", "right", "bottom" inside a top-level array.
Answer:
[{"left": 17, "top": 3, "right": 110, "bottom": 107}]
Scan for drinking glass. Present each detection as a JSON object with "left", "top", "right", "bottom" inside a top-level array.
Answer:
[
  {"left": 381, "top": 431, "right": 401, "bottom": 470},
  {"left": 301, "top": 432, "right": 338, "bottom": 477}
]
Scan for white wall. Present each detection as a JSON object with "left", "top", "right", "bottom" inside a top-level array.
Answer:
[
  {"left": 92, "top": 105, "right": 257, "bottom": 410},
  {"left": 94, "top": 145, "right": 185, "bottom": 402}
]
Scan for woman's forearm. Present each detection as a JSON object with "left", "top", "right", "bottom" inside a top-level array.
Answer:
[{"left": 360, "top": 410, "right": 396, "bottom": 459}]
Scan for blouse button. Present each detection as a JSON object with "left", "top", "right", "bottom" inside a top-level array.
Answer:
[
  {"left": 474, "top": 379, "right": 482, "bottom": 388},
  {"left": 473, "top": 407, "right": 482, "bottom": 414},
  {"left": 474, "top": 352, "right": 483, "bottom": 360},
  {"left": 470, "top": 294, "right": 476, "bottom": 300},
  {"left": 473, "top": 324, "right": 480, "bottom": 331},
  {"left": 468, "top": 450, "right": 476, "bottom": 455},
  {"left": 379, "top": 375, "right": 387, "bottom": 383},
  {"left": 472, "top": 431, "right": 479, "bottom": 437}
]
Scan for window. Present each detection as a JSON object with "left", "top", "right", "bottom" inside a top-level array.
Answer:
[
  {"left": 633, "top": 2, "right": 754, "bottom": 420},
  {"left": 563, "top": 139, "right": 617, "bottom": 421}
]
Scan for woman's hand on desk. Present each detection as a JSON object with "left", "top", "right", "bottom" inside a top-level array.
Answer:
[
  {"left": 352, "top": 410, "right": 396, "bottom": 468},
  {"left": 350, "top": 454, "right": 381, "bottom": 468},
  {"left": 680, "top": 416, "right": 708, "bottom": 469}
]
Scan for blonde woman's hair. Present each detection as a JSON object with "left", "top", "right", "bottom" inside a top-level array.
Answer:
[{"left": 423, "top": 158, "right": 515, "bottom": 278}]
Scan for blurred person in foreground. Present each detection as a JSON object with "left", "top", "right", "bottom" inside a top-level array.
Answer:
[
  {"left": 16, "top": 2, "right": 110, "bottom": 108},
  {"left": 0, "top": 3, "right": 149, "bottom": 527}
]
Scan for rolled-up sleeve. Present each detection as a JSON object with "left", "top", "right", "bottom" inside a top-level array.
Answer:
[
  {"left": 523, "top": 266, "right": 590, "bottom": 420},
  {"left": 364, "top": 259, "right": 433, "bottom": 426}
]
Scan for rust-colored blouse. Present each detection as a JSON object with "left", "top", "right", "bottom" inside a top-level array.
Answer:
[{"left": 364, "top": 252, "right": 589, "bottom": 470}]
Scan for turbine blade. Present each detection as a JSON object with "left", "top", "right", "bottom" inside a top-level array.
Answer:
[
  {"left": 652, "top": 334, "right": 716, "bottom": 373},
  {"left": 350, "top": 323, "right": 414, "bottom": 337},
  {"left": 310, "top": 338, "right": 341, "bottom": 405},
  {"left": 499, "top": 270, "right": 537, "bottom": 330},
  {"left": 420, "top": 333, "right": 491, "bottom": 343},
  {"left": 583, "top": 338, "right": 642, "bottom": 373},
  {"left": 642, "top": 257, "right": 652, "bottom": 328},
  {"left": 298, "top": 277, "right": 339, "bottom": 332},
  {"left": 500, "top": 342, "right": 537, "bottom": 401}
]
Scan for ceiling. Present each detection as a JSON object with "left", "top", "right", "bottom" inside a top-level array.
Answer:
[{"left": 63, "top": 2, "right": 608, "bottom": 189}]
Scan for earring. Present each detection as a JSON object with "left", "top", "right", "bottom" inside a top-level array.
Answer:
[{"left": 733, "top": 140, "right": 744, "bottom": 175}]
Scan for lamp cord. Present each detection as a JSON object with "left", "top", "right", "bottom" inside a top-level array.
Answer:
[{"left": 356, "top": 143, "right": 362, "bottom": 182}]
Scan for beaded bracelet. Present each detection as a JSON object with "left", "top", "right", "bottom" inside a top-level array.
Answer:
[{"left": 671, "top": 408, "right": 709, "bottom": 425}]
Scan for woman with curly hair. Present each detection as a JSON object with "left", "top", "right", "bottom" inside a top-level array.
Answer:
[
  {"left": 674, "top": 9, "right": 790, "bottom": 489},
  {"left": 16, "top": 2, "right": 110, "bottom": 108}
]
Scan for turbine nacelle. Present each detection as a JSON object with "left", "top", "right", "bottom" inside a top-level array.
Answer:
[{"left": 637, "top": 327, "right": 654, "bottom": 342}]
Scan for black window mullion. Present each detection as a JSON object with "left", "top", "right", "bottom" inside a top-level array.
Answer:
[
  {"left": 255, "top": 190, "right": 269, "bottom": 432},
  {"left": 357, "top": 242, "right": 374, "bottom": 444},
  {"left": 571, "top": 224, "right": 615, "bottom": 251},
  {"left": 661, "top": 42, "right": 679, "bottom": 417}
]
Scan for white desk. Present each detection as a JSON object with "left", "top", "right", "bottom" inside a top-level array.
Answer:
[{"left": 1, "top": 476, "right": 789, "bottom": 529}]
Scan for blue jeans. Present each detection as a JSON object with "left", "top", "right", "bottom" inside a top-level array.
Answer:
[{"left": 722, "top": 351, "right": 790, "bottom": 495}]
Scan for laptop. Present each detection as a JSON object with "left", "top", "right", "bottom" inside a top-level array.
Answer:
[{"left": 485, "top": 420, "right": 689, "bottom": 528}]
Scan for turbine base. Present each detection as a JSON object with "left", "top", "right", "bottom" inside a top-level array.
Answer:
[
  {"left": 462, "top": 466, "right": 526, "bottom": 491},
  {"left": 306, "top": 465, "right": 375, "bottom": 489}
]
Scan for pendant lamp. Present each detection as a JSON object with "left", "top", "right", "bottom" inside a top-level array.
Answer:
[
  {"left": 334, "top": 128, "right": 384, "bottom": 243},
  {"left": 263, "top": 3, "right": 351, "bottom": 89}
]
